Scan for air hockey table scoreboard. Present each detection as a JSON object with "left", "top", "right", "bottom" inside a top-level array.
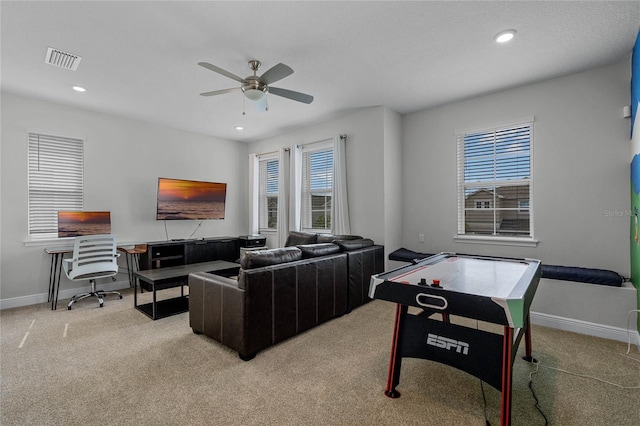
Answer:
[{"left": 369, "top": 252, "right": 541, "bottom": 426}]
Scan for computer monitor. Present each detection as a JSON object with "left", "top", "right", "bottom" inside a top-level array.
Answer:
[{"left": 57, "top": 211, "right": 111, "bottom": 238}]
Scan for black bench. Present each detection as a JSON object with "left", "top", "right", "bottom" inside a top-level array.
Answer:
[{"left": 388, "top": 248, "right": 625, "bottom": 287}]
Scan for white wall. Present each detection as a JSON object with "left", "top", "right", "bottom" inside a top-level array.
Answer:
[
  {"left": 401, "top": 59, "right": 631, "bottom": 276},
  {"left": 383, "top": 108, "right": 403, "bottom": 261},
  {"left": 248, "top": 106, "right": 388, "bottom": 248},
  {"left": 0, "top": 92, "right": 248, "bottom": 306}
]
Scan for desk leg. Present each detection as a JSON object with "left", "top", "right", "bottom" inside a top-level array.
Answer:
[
  {"left": 385, "top": 304, "right": 408, "bottom": 398},
  {"left": 124, "top": 254, "right": 133, "bottom": 287},
  {"left": 500, "top": 326, "right": 514, "bottom": 426},
  {"left": 52, "top": 254, "right": 64, "bottom": 311},
  {"left": 134, "top": 276, "right": 138, "bottom": 309},
  {"left": 48, "top": 254, "right": 56, "bottom": 304},
  {"left": 134, "top": 255, "right": 142, "bottom": 293}
]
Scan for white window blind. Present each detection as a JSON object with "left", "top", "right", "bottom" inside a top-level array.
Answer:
[
  {"left": 28, "top": 131, "right": 84, "bottom": 237},
  {"left": 258, "top": 157, "right": 278, "bottom": 230},
  {"left": 301, "top": 145, "right": 333, "bottom": 231},
  {"left": 456, "top": 120, "right": 533, "bottom": 238}
]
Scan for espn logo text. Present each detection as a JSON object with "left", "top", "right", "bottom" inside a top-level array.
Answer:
[{"left": 426, "top": 333, "right": 469, "bottom": 355}]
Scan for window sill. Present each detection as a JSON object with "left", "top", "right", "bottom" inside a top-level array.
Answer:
[
  {"left": 23, "top": 236, "right": 75, "bottom": 248},
  {"left": 453, "top": 235, "right": 539, "bottom": 247},
  {"left": 24, "top": 236, "right": 139, "bottom": 248},
  {"left": 258, "top": 229, "right": 277, "bottom": 234}
]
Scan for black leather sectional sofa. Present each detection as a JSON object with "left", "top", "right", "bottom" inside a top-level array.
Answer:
[{"left": 188, "top": 232, "right": 385, "bottom": 360}]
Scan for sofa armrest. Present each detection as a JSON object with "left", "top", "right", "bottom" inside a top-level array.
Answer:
[
  {"left": 345, "top": 245, "right": 385, "bottom": 311},
  {"left": 188, "top": 272, "right": 247, "bottom": 356}
]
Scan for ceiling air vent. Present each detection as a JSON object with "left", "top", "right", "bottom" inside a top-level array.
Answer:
[{"left": 44, "top": 47, "right": 81, "bottom": 71}]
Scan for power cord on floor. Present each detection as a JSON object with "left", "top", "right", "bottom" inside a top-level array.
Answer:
[
  {"left": 478, "top": 310, "right": 639, "bottom": 426},
  {"left": 525, "top": 310, "right": 640, "bottom": 426},
  {"left": 478, "top": 374, "right": 547, "bottom": 426},
  {"left": 527, "top": 360, "right": 549, "bottom": 425},
  {"left": 535, "top": 361, "right": 640, "bottom": 389},
  {"left": 624, "top": 309, "right": 640, "bottom": 358},
  {"left": 479, "top": 379, "right": 490, "bottom": 426}
]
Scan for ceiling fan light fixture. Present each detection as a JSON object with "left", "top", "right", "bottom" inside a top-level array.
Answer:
[{"left": 243, "top": 88, "right": 266, "bottom": 101}]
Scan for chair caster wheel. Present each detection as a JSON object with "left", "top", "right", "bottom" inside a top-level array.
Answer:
[
  {"left": 119, "top": 295, "right": 123, "bottom": 299},
  {"left": 67, "top": 306, "right": 72, "bottom": 310},
  {"left": 99, "top": 303, "right": 104, "bottom": 308}
]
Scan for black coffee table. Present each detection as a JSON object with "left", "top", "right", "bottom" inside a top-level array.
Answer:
[{"left": 134, "top": 260, "right": 239, "bottom": 320}]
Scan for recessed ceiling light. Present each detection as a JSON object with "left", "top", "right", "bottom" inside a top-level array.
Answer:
[
  {"left": 235, "top": 126, "right": 243, "bottom": 130},
  {"left": 494, "top": 29, "right": 517, "bottom": 43},
  {"left": 72, "top": 86, "right": 86, "bottom": 92}
]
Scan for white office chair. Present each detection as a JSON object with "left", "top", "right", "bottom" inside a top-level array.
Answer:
[{"left": 63, "top": 234, "right": 122, "bottom": 310}]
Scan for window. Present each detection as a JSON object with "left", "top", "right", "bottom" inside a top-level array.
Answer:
[
  {"left": 27, "top": 131, "right": 84, "bottom": 238},
  {"left": 301, "top": 145, "right": 333, "bottom": 231},
  {"left": 457, "top": 120, "right": 533, "bottom": 239},
  {"left": 258, "top": 156, "right": 278, "bottom": 230}
]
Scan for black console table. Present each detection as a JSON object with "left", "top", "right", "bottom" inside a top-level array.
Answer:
[
  {"left": 134, "top": 260, "right": 239, "bottom": 320},
  {"left": 139, "top": 237, "right": 240, "bottom": 270},
  {"left": 135, "top": 237, "right": 240, "bottom": 320}
]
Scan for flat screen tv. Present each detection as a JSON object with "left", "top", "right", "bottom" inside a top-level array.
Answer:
[
  {"left": 57, "top": 211, "right": 111, "bottom": 238},
  {"left": 156, "top": 177, "right": 227, "bottom": 220}
]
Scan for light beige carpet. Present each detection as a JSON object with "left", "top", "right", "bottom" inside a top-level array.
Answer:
[{"left": 1, "top": 288, "right": 638, "bottom": 425}]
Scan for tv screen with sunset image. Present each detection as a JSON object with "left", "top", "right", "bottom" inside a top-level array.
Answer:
[
  {"left": 57, "top": 211, "right": 111, "bottom": 238},
  {"left": 156, "top": 178, "right": 227, "bottom": 220}
]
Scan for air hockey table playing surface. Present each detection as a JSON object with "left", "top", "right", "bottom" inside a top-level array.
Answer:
[{"left": 369, "top": 252, "right": 541, "bottom": 328}]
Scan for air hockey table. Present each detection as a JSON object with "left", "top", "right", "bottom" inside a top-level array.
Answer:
[{"left": 369, "top": 252, "right": 541, "bottom": 426}]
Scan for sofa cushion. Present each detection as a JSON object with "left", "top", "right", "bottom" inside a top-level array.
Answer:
[
  {"left": 285, "top": 231, "right": 318, "bottom": 246},
  {"left": 297, "top": 243, "right": 342, "bottom": 259},
  {"left": 240, "top": 247, "right": 302, "bottom": 269},
  {"left": 316, "top": 234, "right": 363, "bottom": 243},
  {"left": 388, "top": 248, "right": 433, "bottom": 262},
  {"left": 336, "top": 238, "right": 374, "bottom": 251}
]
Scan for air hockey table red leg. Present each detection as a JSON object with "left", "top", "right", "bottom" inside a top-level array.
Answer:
[
  {"left": 384, "top": 303, "right": 407, "bottom": 398},
  {"left": 500, "top": 314, "right": 534, "bottom": 426},
  {"left": 500, "top": 326, "right": 515, "bottom": 426}
]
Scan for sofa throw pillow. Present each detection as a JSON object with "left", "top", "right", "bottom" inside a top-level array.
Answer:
[
  {"left": 316, "top": 234, "right": 363, "bottom": 243},
  {"left": 285, "top": 231, "right": 318, "bottom": 246},
  {"left": 297, "top": 243, "right": 342, "bottom": 259},
  {"left": 336, "top": 238, "right": 374, "bottom": 251},
  {"left": 241, "top": 247, "right": 302, "bottom": 269}
]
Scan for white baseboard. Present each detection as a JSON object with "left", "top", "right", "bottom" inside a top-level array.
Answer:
[
  {"left": 0, "top": 279, "right": 131, "bottom": 310},
  {"left": 530, "top": 310, "right": 640, "bottom": 348}
]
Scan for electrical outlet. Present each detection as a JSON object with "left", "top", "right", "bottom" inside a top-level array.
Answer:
[{"left": 418, "top": 233, "right": 425, "bottom": 243}]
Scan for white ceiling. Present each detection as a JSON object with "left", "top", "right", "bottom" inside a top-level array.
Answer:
[{"left": 2, "top": 1, "right": 639, "bottom": 143}]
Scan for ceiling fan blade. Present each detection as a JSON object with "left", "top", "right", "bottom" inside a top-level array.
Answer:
[
  {"left": 269, "top": 87, "right": 314, "bottom": 104},
  {"left": 200, "top": 87, "right": 240, "bottom": 97},
  {"left": 258, "top": 63, "right": 293, "bottom": 85},
  {"left": 198, "top": 62, "right": 245, "bottom": 83}
]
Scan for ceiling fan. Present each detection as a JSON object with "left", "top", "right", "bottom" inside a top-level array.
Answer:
[{"left": 198, "top": 60, "right": 314, "bottom": 111}]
